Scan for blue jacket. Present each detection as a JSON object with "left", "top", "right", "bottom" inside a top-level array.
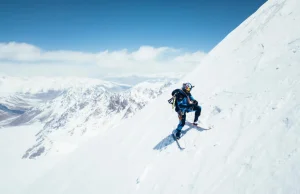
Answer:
[{"left": 172, "top": 89, "right": 196, "bottom": 113}]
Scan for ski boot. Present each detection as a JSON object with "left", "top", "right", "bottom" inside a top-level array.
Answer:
[
  {"left": 193, "top": 120, "right": 200, "bottom": 126},
  {"left": 173, "top": 129, "right": 182, "bottom": 140}
]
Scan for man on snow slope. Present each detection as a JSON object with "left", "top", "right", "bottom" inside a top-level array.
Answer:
[{"left": 170, "top": 83, "right": 201, "bottom": 139}]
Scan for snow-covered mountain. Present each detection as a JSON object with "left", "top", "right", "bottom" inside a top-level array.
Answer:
[
  {"left": 0, "top": 76, "right": 130, "bottom": 127},
  {"left": 2, "top": 0, "right": 300, "bottom": 193},
  {"left": 0, "top": 76, "right": 176, "bottom": 159},
  {"left": 104, "top": 72, "right": 184, "bottom": 85},
  {"left": 11, "top": 0, "right": 299, "bottom": 194}
]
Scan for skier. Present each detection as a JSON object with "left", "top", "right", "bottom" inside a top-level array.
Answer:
[{"left": 169, "top": 83, "right": 201, "bottom": 139}]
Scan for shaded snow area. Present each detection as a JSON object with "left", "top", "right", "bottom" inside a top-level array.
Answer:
[{"left": 2, "top": 0, "right": 300, "bottom": 193}]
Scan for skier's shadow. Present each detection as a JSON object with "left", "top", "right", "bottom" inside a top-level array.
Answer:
[{"left": 153, "top": 122, "right": 208, "bottom": 151}]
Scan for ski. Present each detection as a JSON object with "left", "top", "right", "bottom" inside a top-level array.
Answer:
[
  {"left": 186, "top": 121, "right": 213, "bottom": 130},
  {"left": 172, "top": 132, "right": 185, "bottom": 150}
]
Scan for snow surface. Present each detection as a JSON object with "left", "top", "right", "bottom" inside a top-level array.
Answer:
[{"left": 2, "top": 0, "right": 300, "bottom": 193}]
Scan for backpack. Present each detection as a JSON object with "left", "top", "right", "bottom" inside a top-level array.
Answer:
[{"left": 168, "top": 89, "right": 187, "bottom": 112}]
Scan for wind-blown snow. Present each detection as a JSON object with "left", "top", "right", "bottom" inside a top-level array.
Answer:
[{"left": 2, "top": 0, "right": 300, "bottom": 193}]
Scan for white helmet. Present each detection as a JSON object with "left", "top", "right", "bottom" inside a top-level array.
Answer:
[{"left": 182, "top": 83, "right": 193, "bottom": 93}]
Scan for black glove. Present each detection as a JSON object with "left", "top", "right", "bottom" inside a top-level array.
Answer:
[{"left": 193, "top": 100, "right": 198, "bottom": 106}]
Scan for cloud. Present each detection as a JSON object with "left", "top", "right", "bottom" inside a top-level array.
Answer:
[
  {"left": 0, "top": 42, "right": 207, "bottom": 77},
  {"left": 131, "top": 46, "right": 173, "bottom": 61}
]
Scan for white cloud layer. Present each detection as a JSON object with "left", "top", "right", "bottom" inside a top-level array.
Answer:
[{"left": 0, "top": 42, "right": 207, "bottom": 77}]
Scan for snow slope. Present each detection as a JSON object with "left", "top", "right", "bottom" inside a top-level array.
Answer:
[
  {"left": 0, "top": 124, "right": 63, "bottom": 194},
  {"left": 9, "top": 0, "right": 300, "bottom": 193}
]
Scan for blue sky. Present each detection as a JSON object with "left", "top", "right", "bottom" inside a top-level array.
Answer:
[{"left": 0, "top": 0, "right": 266, "bottom": 52}]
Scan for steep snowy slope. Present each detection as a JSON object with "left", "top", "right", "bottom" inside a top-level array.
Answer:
[{"left": 17, "top": 0, "right": 300, "bottom": 193}]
